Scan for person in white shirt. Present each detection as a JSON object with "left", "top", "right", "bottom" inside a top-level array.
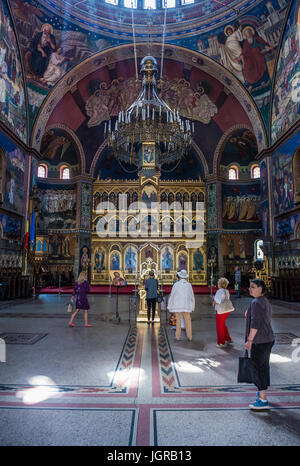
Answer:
[
  {"left": 213, "top": 277, "right": 234, "bottom": 347},
  {"left": 167, "top": 269, "right": 195, "bottom": 341}
]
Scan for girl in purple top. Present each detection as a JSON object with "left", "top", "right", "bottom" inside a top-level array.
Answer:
[{"left": 68, "top": 271, "right": 92, "bottom": 327}]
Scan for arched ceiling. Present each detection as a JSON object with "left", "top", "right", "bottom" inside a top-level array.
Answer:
[
  {"left": 0, "top": 0, "right": 293, "bottom": 160},
  {"left": 31, "top": 43, "right": 265, "bottom": 177}
]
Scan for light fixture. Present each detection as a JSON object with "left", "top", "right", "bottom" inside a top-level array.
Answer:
[{"left": 105, "top": 55, "right": 194, "bottom": 167}]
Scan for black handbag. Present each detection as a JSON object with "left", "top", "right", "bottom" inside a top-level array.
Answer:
[
  {"left": 237, "top": 350, "right": 254, "bottom": 383},
  {"left": 157, "top": 293, "right": 163, "bottom": 303}
]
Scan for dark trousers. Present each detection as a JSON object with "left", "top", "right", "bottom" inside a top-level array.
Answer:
[
  {"left": 146, "top": 298, "right": 156, "bottom": 321},
  {"left": 251, "top": 341, "right": 274, "bottom": 391}
]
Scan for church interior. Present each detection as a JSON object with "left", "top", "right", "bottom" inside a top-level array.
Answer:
[{"left": 0, "top": 0, "right": 300, "bottom": 448}]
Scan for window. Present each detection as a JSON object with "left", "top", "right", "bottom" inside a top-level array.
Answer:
[
  {"left": 181, "top": 0, "right": 194, "bottom": 4},
  {"left": 60, "top": 166, "right": 70, "bottom": 180},
  {"left": 124, "top": 0, "right": 137, "bottom": 8},
  {"left": 251, "top": 164, "right": 260, "bottom": 179},
  {"left": 105, "top": 0, "right": 118, "bottom": 4},
  {"left": 254, "top": 239, "right": 264, "bottom": 261},
  {"left": 163, "top": 0, "right": 175, "bottom": 6},
  {"left": 144, "top": 0, "right": 156, "bottom": 8},
  {"left": 38, "top": 164, "right": 47, "bottom": 178},
  {"left": 228, "top": 166, "right": 238, "bottom": 180}
]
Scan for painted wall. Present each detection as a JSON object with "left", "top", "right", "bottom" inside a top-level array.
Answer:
[
  {"left": 0, "top": 0, "right": 27, "bottom": 143},
  {"left": 222, "top": 182, "right": 261, "bottom": 230},
  {"left": 271, "top": 129, "right": 300, "bottom": 239},
  {"left": 0, "top": 130, "right": 28, "bottom": 217},
  {"left": 9, "top": 0, "right": 290, "bottom": 144},
  {"left": 271, "top": 0, "right": 300, "bottom": 144}
]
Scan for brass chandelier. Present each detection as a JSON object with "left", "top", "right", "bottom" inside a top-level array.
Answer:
[{"left": 105, "top": 55, "right": 194, "bottom": 167}]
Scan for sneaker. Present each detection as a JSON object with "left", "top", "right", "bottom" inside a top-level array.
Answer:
[
  {"left": 216, "top": 343, "right": 226, "bottom": 348},
  {"left": 249, "top": 399, "right": 270, "bottom": 410},
  {"left": 226, "top": 340, "right": 233, "bottom": 346}
]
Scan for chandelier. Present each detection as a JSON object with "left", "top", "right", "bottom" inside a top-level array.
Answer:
[{"left": 105, "top": 56, "right": 194, "bottom": 167}]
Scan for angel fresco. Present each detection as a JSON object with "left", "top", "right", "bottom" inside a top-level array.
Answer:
[
  {"left": 217, "top": 21, "right": 244, "bottom": 83},
  {"left": 160, "top": 77, "right": 218, "bottom": 124},
  {"left": 41, "top": 48, "right": 74, "bottom": 87},
  {"left": 86, "top": 83, "right": 110, "bottom": 127}
]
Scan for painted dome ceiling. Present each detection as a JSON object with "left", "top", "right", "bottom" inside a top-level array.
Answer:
[
  {"left": 1, "top": 0, "right": 296, "bottom": 162},
  {"left": 33, "top": 0, "right": 251, "bottom": 31}
]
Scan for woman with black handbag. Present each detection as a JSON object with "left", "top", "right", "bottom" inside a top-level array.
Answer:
[{"left": 245, "top": 279, "right": 275, "bottom": 411}]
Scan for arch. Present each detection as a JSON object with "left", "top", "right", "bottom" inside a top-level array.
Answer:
[
  {"left": 37, "top": 163, "right": 48, "bottom": 179},
  {"left": 213, "top": 124, "right": 254, "bottom": 175},
  {"left": 40, "top": 123, "right": 86, "bottom": 174},
  {"left": 292, "top": 147, "right": 300, "bottom": 204},
  {"left": 60, "top": 165, "right": 70, "bottom": 180},
  {"left": 31, "top": 43, "right": 266, "bottom": 157},
  {"left": 254, "top": 239, "right": 264, "bottom": 261},
  {"left": 191, "top": 142, "right": 209, "bottom": 179},
  {"left": 90, "top": 140, "right": 108, "bottom": 178},
  {"left": 251, "top": 164, "right": 260, "bottom": 179},
  {"left": 228, "top": 165, "right": 239, "bottom": 180}
]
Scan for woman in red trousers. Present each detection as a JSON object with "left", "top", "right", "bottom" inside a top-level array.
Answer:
[{"left": 213, "top": 277, "right": 235, "bottom": 347}]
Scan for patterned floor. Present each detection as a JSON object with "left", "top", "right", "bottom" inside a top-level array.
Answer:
[{"left": 0, "top": 294, "right": 300, "bottom": 446}]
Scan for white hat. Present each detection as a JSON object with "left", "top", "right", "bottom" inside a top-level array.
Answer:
[{"left": 178, "top": 269, "right": 188, "bottom": 279}]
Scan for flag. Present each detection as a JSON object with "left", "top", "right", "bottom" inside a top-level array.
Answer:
[
  {"left": 30, "top": 209, "right": 35, "bottom": 251},
  {"left": 24, "top": 213, "right": 29, "bottom": 251}
]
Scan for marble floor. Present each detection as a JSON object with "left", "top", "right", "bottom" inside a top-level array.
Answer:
[{"left": 0, "top": 293, "right": 300, "bottom": 447}]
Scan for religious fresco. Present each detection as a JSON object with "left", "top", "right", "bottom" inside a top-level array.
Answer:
[
  {"left": 176, "top": 1, "right": 288, "bottom": 131},
  {"left": 271, "top": 0, "right": 300, "bottom": 144},
  {"left": 224, "top": 233, "right": 255, "bottom": 259},
  {"left": 271, "top": 131, "right": 300, "bottom": 216},
  {"left": 40, "top": 128, "right": 80, "bottom": 177},
  {"left": 259, "top": 159, "right": 270, "bottom": 238},
  {"left": 193, "top": 248, "right": 204, "bottom": 271},
  {"left": 3, "top": 147, "right": 26, "bottom": 215},
  {"left": 177, "top": 252, "right": 188, "bottom": 271},
  {"left": 220, "top": 128, "right": 258, "bottom": 166},
  {"left": 124, "top": 246, "right": 137, "bottom": 272},
  {"left": 275, "top": 213, "right": 300, "bottom": 239},
  {"left": 161, "top": 246, "right": 173, "bottom": 271},
  {"left": 222, "top": 183, "right": 261, "bottom": 229},
  {"left": 110, "top": 250, "right": 121, "bottom": 271},
  {"left": 8, "top": 0, "right": 274, "bottom": 145},
  {"left": 94, "top": 247, "right": 105, "bottom": 272},
  {"left": 41, "top": 56, "right": 256, "bottom": 175},
  {"left": 0, "top": 0, "right": 27, "bottom": 143},
  {"left": 36, "top": 187, "right": 76, "bottom": 230},
  {"left": 9, "top": 0, "right": 118, "bottom": 127},
  {"left": 0, "top": 213, "right": 22, "bottom": 239},
  {"left": 0, "top": 131, "right": 27, "bottom": 216}
]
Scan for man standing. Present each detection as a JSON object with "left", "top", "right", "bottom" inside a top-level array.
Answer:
[
  {"left": 234, "top": 265, "right": 241, "bottom": 298},
  {"left": 145, "top": 270, "right": 158, "bottom": 324}
]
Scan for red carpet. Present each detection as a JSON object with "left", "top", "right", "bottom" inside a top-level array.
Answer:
[{"left": 37, "top": 285, "right": 237, "bottom": 295}]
